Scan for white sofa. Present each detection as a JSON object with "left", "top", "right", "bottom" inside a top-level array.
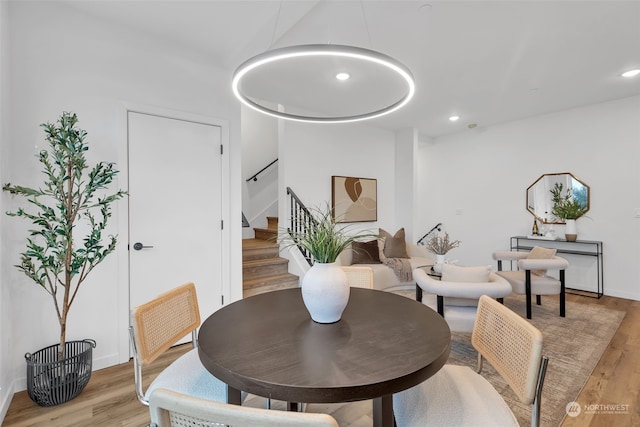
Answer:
[{"left": 337, "top": 241, "right": 433, "bottom": 292}]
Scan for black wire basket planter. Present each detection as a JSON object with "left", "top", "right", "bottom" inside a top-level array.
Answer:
[{"left": 25, "top": 339, "right": 96, "bottom": 407}]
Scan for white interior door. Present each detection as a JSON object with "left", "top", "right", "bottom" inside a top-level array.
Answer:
[{"left": 128, "top": 111, "right": 223, "bottom": 324}]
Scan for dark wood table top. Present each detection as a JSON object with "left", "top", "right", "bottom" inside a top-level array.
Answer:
[{"left": 198, "top": 287, "right": 450, "bottom": 404}]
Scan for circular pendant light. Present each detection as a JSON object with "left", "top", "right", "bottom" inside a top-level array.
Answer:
[{"left": 232, "top": 44, "right": 415, "bottom": 124}]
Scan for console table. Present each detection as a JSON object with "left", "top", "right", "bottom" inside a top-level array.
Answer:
[{"left": 510, "top": 236, "right": 603, "bottom": 298}]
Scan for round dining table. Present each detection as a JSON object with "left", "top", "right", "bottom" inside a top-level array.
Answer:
[{"left": 198, "top": 287, "right": 451, "bottom": 427}]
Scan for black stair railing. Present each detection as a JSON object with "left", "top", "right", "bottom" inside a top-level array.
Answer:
[
  {"left": 286, "top": 187, "right": 315, "bottom": 266},
  {"left": 246, "top": 159, "right": 278, "bottom": 182},
  {"left": 417, "top": 222, "right": 442, "bottom": 246}
]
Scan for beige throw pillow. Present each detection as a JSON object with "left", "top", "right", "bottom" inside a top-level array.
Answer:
[
  {"left": 379, "top": 228, "right": 409, "bottom": 259},
  {"left": 526, "top": 246, "right": 557, "bottom": 276},
  {"left": 440, "top": 264, "right": 491, "bottom": 307},
  {"left": 441, "top": 264, "right": 491, "bottom": 283}
]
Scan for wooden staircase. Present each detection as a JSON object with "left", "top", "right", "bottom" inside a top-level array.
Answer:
[{"left": 242, "top": 216, "right": 299, "bottom": 298}]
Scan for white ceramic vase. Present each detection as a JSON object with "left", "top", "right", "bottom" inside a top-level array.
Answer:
[
  {"left": 301, "top": 262, "right": 350, "bottom": 323},
  {"left": 565, "top": 219, "right": 577, "bottom": 241},
  {"left": 433, "top": 254, "right": 446, "bottom": 273}
]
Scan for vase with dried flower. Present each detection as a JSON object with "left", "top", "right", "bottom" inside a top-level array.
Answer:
[{"left": 424, "top": 232, "right": 461, "bottom": 273}]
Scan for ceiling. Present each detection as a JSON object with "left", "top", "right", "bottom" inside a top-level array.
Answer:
[{"left": 65, "top": 0, "right": 640, "bottom": 138}]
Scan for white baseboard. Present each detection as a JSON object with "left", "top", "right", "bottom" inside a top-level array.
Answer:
[
  {"left": 0, "top": 378, "right": 15, "bottom": 425},
  {"left": 93, "top": 352, "right": 122, "bottom": 372},
  {"left": 603, "top": 288, "right": 640, "bottom": 301},
  {"left": 12, "top": 376, "right": 26, "bottom": 395}
]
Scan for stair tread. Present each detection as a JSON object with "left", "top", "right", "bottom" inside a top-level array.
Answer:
[
  {"left": 243, "top": 273, "right": 299, "bottom": 288},
  {"left": 243, "top": 279, "right": 298, "bottom": 298},
  {"left": 242, "top": 238, "right": 278, "bottom": 248},
  {"left": 242, "top": 217, "right": 296, "bottom": 297},
  {"left": 243, "top": 257, "right": 289, "bottom": 267},
  {"left": 253, "top": 228, "right": 278, "bottom": 242},
  {"left": 253, "top": 227, "right": 278, "bottom": 233}
]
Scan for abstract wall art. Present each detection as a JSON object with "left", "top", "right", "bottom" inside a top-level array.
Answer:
[{"left": 331, "top": 176, "right": 377, "bottom": 223}]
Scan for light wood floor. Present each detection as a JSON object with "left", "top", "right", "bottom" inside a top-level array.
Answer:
[{"left": 3, "top": 293, "right": 639, "bottom": 427}]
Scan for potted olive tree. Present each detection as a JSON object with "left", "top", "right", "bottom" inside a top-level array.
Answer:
[{"left": 3, "top": 112, "right": 126, "bottom": 406}]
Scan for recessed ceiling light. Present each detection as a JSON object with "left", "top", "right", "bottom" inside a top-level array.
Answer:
[
  {"left": 621, "top": 68, "right": 640, "bottom": 78},
  {"left": 449, "top": 115, "right": 460, "bottom": 122},
  {"left": 336, "top": 72, "right": 350, "bottom": 81},
  {"left": 419, "top": 4, "right": 433, "bottom": 13}
]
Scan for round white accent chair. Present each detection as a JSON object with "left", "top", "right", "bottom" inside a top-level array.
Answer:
[
  {"left": 414, "top": 264, "right": 512, "bottom": 333},
  {"left": 493, "top": 248, "right": 569, "bottom": 319}
]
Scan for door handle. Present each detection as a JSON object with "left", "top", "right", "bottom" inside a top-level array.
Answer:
[{"left": 133, "top": 242, "right": 154, "bottom": 251}]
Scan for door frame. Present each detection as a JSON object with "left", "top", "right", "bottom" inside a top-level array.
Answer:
[{"left": 116, "top": 103, "right": 231, "bottom": 363}]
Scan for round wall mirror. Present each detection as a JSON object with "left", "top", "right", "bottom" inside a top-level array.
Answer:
[{"left": 526, "top": 173, "right": 590, "bottom": 224}]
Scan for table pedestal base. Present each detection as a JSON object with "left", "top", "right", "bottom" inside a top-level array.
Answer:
[
  {"left": 227, "top": 386, "right": 242, "bottom": 405},
  {"left": 373, "top": 395, "right": 395, "bottom": 427},
  {"left": 226, "top": 386, "right": 395, "bottom": 427}
]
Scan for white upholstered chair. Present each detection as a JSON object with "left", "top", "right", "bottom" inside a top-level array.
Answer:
[
  {"left": 414, "top": 265, "right": 512, "bottom": 333},
  {"left": 149, "top": 388, "right": 339, "bottom": 427},
  {"left": 129, "top": 282, "right": 237, "bottom": 406},
  {"left": 341, "top": 265, "right": 374, "bottom": 288},
  {"left": 493, "top": 248, "right": 569, "bottom": 319},
  {"left": 393, "top": 295, "right": 549, "bottom": 427}
]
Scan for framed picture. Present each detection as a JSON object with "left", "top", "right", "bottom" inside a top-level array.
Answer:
[{"left": 331, "top": 176, "right": 377, "bottom": 223}]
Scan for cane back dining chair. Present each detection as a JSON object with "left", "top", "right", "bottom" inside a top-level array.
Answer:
[
  {"left": 129, "top": 282, "right": 233, "bottom": 406},
  {"left": 393, "top": 295, "right": 549, "bottom": 427},
  {"left": 148, "top": 388, "right": 339, "bottom": 427},
  {"left": 341, "top": 265, "right": 374, "bottom": 288},
  {"left": 493, "top": 247, "right": 569, "bottom": 319}
]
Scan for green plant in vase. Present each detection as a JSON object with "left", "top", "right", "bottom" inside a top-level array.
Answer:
[
  {"left": 549, "top": 182, "right": 588, "bottom": 220},
  {"left": 279, "top": 203, "right": 378, "bottom": 323},
  {"left": 281, "top": 203, "right": 378, "bottom": 263},
  {"left": 549, "top": 182, "right": 588, "bottom": 241}
]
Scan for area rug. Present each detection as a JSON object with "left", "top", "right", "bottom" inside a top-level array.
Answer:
[{"left": 432, "top": 295, "right": 625, "bottom": 426}]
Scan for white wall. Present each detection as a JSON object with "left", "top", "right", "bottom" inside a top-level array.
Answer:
[
  {"left": 280, "top": 120, "right": 399, "bottom": 232},
  {"left": 0, "top": 0, "right": 11, "bottom": 418},
  {"left": 1, "top": 0, "right": 242, "bottom": 406},
  {"left": 394, "top": 128, "right": 419, "bottom": 239},
  {"left": 418, "top": 95, "right": 640, "bottom": 300},
  {"left": 278, "top": 119, "right": 403, "bottom": 276},
  {"left": 241, "top": 105, "right": 279, "bottom": 236}
]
